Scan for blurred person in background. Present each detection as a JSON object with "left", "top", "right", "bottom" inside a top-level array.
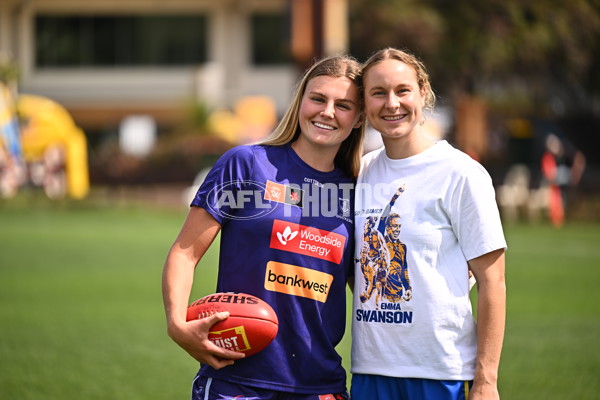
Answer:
[
  {"left": 162, "top": 55, "right": 365, "bottom": 400},
  {"left": 541, "top": 132, "right": 586, "bottom": 227},
  {"left": 351, "top": 47, "right": 507, "bottom": 400}
]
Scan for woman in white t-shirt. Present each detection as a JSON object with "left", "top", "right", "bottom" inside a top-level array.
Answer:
[{"left": 351, "top": 47, "right": 507, "bottom": 400}]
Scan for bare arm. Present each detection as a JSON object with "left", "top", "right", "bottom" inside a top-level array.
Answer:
[
  {"left": 162, "top": 207, "right": 245, "bottom": 369},
  {"left": 468, "top": 248, "right": 506, "bottom": 400}
]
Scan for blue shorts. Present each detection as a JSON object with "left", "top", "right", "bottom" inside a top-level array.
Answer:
[
  {"left": 351, "top": 374, "right": 472, "bottom": 400},
  {"left": 191, "top": 374, "right": 348, "bottom": 400}
]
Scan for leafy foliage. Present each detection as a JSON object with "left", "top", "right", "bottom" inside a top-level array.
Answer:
[{"left": 349, "top": 0, "right": 600, "bottom": 112}]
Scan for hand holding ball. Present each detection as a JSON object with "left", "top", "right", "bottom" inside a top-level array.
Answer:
[{"left": 187, "top": 293, "right": 279, "bottom": 357}]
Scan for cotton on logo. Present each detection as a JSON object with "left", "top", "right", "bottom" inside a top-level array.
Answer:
[{"left": 276, "top": 226, "right": 298, "bottom": 245}]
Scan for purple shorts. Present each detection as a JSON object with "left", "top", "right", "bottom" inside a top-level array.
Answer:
[{"left": 191, "top": 374, "right": 348, "bottom": 400}]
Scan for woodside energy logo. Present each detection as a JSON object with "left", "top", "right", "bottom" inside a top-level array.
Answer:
[{"left": 269, "top": 219, "right": 345, "bottom": 264}]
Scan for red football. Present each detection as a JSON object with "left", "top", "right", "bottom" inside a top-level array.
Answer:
[{"left": 186, "top": 292, "right": 279, "bottom": 356}]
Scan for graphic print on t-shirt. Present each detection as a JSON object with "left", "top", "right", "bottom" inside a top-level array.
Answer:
[{"left": 357, "top": 185, "right": 412, "bottom": 310}]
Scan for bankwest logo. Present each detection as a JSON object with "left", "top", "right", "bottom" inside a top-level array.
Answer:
[
  {"left": 265, "top": 261, "right": 333, "bottom": 303},
  {"left": 269, "top": 219, "right": 345, "bottom": 264}
]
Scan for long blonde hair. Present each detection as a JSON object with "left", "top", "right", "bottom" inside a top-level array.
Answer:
[
  {"left": 262, "top": 55, "right": 365, "bottom": 178},
  {"left": 362, "top": 47, "right": 436, "bottom": 111}
]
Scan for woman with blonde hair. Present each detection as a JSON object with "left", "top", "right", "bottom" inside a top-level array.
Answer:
[
  {"left": 351, "top": 47, "right": 506, "bottom": 400},
  {"left": 163, "top": 54, "right": 365, "bottom": 400},
  {"left": 263, "top": 55, "right": 365, "bottom": 178}
]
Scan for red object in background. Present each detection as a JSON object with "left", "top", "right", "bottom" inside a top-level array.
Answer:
[{"left": 541, "top": 152, "right": 564, "bottom": 227}]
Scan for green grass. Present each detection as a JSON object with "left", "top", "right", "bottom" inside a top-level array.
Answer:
[
  {"left": 0, "top": 196, "right": 599, "bottom": 399},
  {"left": 497, "top": 223, "right": 600, "bottom": 398}
]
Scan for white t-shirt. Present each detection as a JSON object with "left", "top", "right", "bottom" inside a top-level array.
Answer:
[{"left": 351, "top": 140, "right": 507, "bottom": 381}]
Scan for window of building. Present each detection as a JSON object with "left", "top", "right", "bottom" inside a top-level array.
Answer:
[
  {"left": 251, "top": 14, "right": 291, "bottom": 65},
  {"left": 35, "top": 15, "right": 208, "bottom": 67}
]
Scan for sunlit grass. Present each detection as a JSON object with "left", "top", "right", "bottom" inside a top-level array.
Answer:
[{"left": 0, "top": 198, "right": 599, "bottom": 399}]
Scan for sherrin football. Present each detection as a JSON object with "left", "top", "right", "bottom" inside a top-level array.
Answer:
[{"left": 186, "top": 292, "right": 279, "bottom": 356}]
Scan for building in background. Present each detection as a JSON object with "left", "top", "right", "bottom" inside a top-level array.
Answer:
[{"left": 0, "top": 0, "right": 350, "bottom": 135}]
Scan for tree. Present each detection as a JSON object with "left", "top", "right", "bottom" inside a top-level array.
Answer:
[
  {"left": 349, "top": 0, "right": 600, "bottom": 160},
  {"left": 350, "top": 0, "right": 600, "bottom": 114}
]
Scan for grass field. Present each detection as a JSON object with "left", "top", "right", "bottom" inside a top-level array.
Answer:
[{"left": 1, "top": 195, "right": 599, "bottom": 399}]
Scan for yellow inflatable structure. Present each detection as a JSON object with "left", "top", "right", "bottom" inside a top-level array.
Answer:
[
  {"left": 17, "top": 94, "right": 89, "bottom": 199},
  {"left": 0, "top": 85, "right": 89, "bottom": 199}
]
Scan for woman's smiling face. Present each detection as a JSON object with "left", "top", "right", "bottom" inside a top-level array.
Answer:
[
  {"left": 363, "top": 59, "right": 425, "bottom": 142},
  {"left": 297, "top": 75, "right": 362, "bottom": 150}
]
